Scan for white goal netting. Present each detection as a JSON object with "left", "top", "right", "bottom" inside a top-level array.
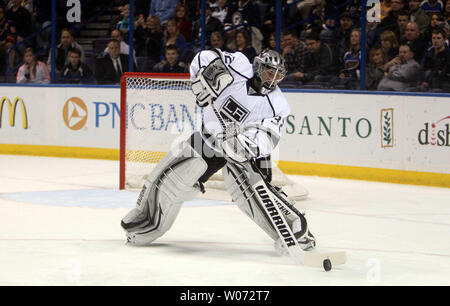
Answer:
[{"left": 120, "top": 73, "right": 308, "bottom": 200}]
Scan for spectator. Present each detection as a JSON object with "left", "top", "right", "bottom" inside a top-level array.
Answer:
[
  {"left": 266, "top": 32, "right": 277, "bottom": 51},
  {"left": 173, "top": 3, "right": 192, "bottom": 42},
  {"left": 192, "top": 3, "right": 223, "bottom": 43},
  {"left": 295, "top": 0, "right": 315, "bottom": 21},
  {"left": 341, "top": 0, "right": 361, "bottom": 22},
  {"left": 161, "top": 18, "right": 187, "bottom": 61},
  {"left": 306, "top": 0, "right": 339, "bottom": 34},
  {"left": 408, "top": 0, "right": 430, "bottom": 34},
  {"left": 332, "top": 11, "right": 356, "bottom": 69},
  {"left": 0, "top": 5, "right": 16, "bottom": 73},
  {"left": 134, "top": 13, "right": 148, "bottom": 53},
  {"left": 153, "top": 44, "right": 187, "bottom": 73},
  {"left": 55, "top": 0, "right": 73, "bottom": 30},
  {"left": 401, "top": 21, "right": 428, "bottom": 62},
  {"left": 259, "top": 2, "right": 278, "bottom": 43},
  {"left": 224, "top": 0, "right": 261, "bottom": 29},
  {"left": 365, "top": 46, "right": 388, "bottom": 90},
  {"left": 34, "top": 0, "right": 52, "bottom": 49},
  {"left": 424, "top": 12, "right": 446, "bottom": 45},
  {"left": 134, "top": 15, "right": 163, "bottom": 69},
  {"left": 223, "top": 0, "right": 263, "bottom": 53},
  {"left": 209, "top": 31, "right": 228, "bottom": 51},
  {"left": 336, "top": 28, "right": 361, "bottom": 89},
  {"left": 116, "top": 4, "right": 131, "bottom": 41},
  {"left": 232, "top": 29, "right": 257, "bottom": 63},
  {"left": 58, "top": 48, "right": 95, "bottom": 84},
  {"left": 377, "top": 44, "right": 421, "bottom": 91},
  {"left": 47, "top": 28, "right": 85, "bottom": 75},
  {"left": 281, "top": 30, "right": 307, "bottom": 76},
  {"left": 380, "top": 0, "right": 393, "bottom": 21},
  {"left": 420, "top": 29, "right": 449, "bottom": 91},
  {"left": 420, "top": 0, "right": 444, "bottom": 14},
  {"left": 149, "top": 0, "right": 179, "bottom": 25},
  {"left": 6, "top": 0, "right": 32, "bottom": 43},
  {"left": 95, "top": 39, "right": 136, "bottom": 85},
  {"left": 104, "top": 29, "right": 137, "bottom": 66},
  {"left": 445, "top": 1, "right": 450, "bottom": 27},
  {"left": 286, "top": 31, "right": 335, "bottom": 84},
  {"left": 394, "top": 10, "right": 410, "bottom": 42},
  {"left": 16, "top": 0, "right": 33, "bottom": 14},
  {"left": 211, "top": 0, "right": 228, "bottom": 24},
  {"left": 378, "top": 0, "right": 405, "bottom": 33},
  {"left": 380, "top": 30, "right": 400, "bottom": 61},
  {"left": 105, "top": 29, "right": 134, "bottom": 57},
  {"left": 185, "top": 0, "right": 199, "bottom": 21},
  {"left": 16, "top": 47, "right": 50, "bottom": 84},
  {"left": 135, "top": 0, "right": 151, "bottom": 17},
  {"left": 439, "top": 53, "right": 450, "bottom": 92}
]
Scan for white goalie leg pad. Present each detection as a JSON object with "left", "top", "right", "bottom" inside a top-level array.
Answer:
[
  {"left": 121, "top": 139, "right": 208, "bottom": 245},
  {"left": 224, "top": 162, "right": 279, "bottom": 241},
  {"left": 223, "top": 161, "right": 311, "bottom": 246}
]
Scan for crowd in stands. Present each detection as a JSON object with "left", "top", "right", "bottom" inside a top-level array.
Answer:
[{"left": 0, "top": 0, "right": 449, "bottom": 92}]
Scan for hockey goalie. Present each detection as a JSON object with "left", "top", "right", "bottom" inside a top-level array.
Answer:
[{"left": 121, "top": 48, "right": 317, "bottom": 259}]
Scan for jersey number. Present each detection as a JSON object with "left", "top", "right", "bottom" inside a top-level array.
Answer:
[
  {"left": 271, "top": 116, "right": 284, "bottom": 133},
  {"left": 222, "top": 52, "right": 234, "bottom": 64}
]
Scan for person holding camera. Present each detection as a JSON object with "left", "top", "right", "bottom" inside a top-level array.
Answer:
[{"left": 16, "top": 47, "right": 50, "bottom": 84}]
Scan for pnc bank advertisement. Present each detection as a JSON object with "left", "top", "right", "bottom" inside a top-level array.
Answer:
[{"left": 0, "top": 86, "right": 449, "bottom": 177}]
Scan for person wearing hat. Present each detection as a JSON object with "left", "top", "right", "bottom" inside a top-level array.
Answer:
[
  {"left": 408, "top": 0, "right": 430, "bottom": 34},
  {"left": 332, "top": 11, "right": 356, "bottom": 69}
]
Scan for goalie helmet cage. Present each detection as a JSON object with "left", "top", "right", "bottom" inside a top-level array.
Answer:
[{"left": 119, "top": 72, "right": 308, "bottom": 200}]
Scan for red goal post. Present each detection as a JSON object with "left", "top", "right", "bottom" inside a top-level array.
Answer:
[{"left": 120, "top": 72, "right": 191, "bottom": 190}]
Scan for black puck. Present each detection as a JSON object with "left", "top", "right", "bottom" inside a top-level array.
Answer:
[{"left": 323, "top": 258, "right": 332, "bottom": 271}]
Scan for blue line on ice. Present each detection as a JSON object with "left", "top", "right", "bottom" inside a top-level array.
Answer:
[{"left": 0, "top": 189, "right": 232, "bottom": 208}]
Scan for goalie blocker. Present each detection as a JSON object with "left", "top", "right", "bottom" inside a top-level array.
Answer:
[{"left": 191, "top": 49, "right": 234, "bottom": 108}]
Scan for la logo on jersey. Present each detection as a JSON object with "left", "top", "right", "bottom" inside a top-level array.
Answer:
[{"left": 220, "top": 96, "right": 249, "bottom": 123}]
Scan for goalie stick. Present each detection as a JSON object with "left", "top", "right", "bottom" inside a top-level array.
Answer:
[
  {"left": 198, "top": 55, "right": 346, "bottom": 268},
  {"left": 209, "top": 99, "right": 345, "bottom": 268}
]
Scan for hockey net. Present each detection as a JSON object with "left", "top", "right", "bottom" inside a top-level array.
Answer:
[{"left": 120, "top": 73, "right": 308, "bottom": 200}]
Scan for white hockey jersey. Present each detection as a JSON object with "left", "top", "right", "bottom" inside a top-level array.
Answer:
[{"left": 190, "top": 50, "right": 291, "bottom": 157}]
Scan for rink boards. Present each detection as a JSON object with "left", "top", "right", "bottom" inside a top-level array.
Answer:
[{"left": 0, "top": 85, "right": 449, "bottom": 187}]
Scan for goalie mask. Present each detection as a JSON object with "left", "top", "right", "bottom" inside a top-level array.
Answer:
[{"left": 252, "top": 49, "right": 287, "bottom": 95}]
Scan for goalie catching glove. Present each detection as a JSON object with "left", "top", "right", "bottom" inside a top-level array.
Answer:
[{"left": 191, "top": 49, "right": 234, "bottom": 107}]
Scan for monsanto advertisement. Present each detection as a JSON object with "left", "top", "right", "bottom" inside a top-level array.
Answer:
[
  {"left": 0, "top": 86, "right": 449, "bottom": 175},
  {"left": 281, "top": 92, "right": 449, "bottom": 174}
]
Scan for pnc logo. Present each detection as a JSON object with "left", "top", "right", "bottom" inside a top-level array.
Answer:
[
  {"left": 0, "top": 97, "right": 28, "bottom": 129},
  {"left": 63, "top": 97, "right": 88, "bottom": 130}
]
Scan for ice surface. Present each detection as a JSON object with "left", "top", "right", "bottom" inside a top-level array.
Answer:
[{"left": 0, "top": 155, "right": 449, "bottom": 285}]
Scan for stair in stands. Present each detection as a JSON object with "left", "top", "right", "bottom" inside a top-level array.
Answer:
[{"left": 75, "top": 1, "right": 122, "bottom": 57}]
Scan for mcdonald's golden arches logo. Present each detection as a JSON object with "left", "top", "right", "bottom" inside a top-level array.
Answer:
[
  {"left": 0, "top": 97, "right": 28, "bottom": 129},
  {"left": 63, "top": 97, "right": 88, "bottom": 130}
]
